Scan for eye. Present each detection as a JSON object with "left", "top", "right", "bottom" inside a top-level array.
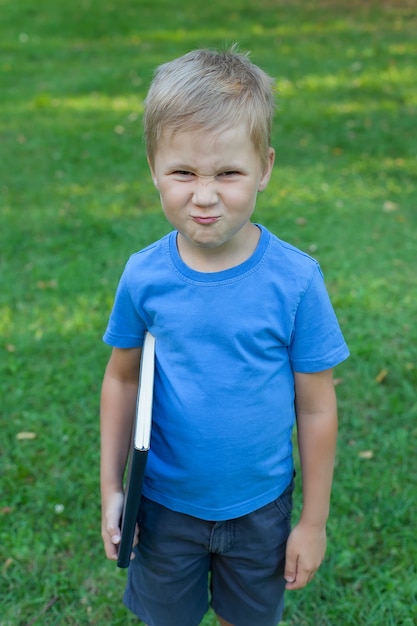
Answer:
[
  {"left": 217, "top": 171, "right": 240, "bottom": 178},
  {"left": 172, "top": 170, "right": 194, "bottom": 178}
]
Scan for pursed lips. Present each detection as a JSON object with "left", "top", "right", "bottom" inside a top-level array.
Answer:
[{"left": 191, "top": 215, "right": 220, "bottom": 224}]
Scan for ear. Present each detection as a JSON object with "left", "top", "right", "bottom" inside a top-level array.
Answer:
[
  {"left": 258, "top": 148, "right": 275, "bottom": 192},
  {"left": 147, "top": 155, "right": 159, "bottom": 189}
]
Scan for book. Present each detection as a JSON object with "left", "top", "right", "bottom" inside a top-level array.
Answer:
[{"left": 117, "top": 331, "right": 156, "bottom": 568}]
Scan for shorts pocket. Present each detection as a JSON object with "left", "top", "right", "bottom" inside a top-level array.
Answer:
[{"left": 273, "top": 481, "right": 293, "bottom": 520}]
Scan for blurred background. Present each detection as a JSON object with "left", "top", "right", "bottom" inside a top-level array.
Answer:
[{"left": 1, "top": 1, "right": 416, "bottom": 624}]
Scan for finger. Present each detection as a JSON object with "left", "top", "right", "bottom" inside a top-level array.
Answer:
[
  {"left": 103, "top": 535, "right": 119, "bottom": 560},
  {"left": 284, "top": 550, "right": 298, "bottom": 586},
  {"left": 102, "top": 525, "right": 121, "bottom": 560},
  {"left": 108, "top": 526, "right": 121, "bottom": 545},
  {"left": 129, "top": 524, "right": 141, "bottom": 560},
  {"left": 286, "top": 564, "right": 315, "bottom": 590},
  {"left": 132, "top": 524, "right": 140, "bottom": 547}
]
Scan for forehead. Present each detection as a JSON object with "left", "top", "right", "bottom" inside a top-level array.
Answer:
[{"left": 154, "top": 124, "right": 260, "bottom": 168}]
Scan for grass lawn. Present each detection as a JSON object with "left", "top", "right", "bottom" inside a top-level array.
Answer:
[{"left": 1, "top": 0, "right": 416, "bottom": 624}]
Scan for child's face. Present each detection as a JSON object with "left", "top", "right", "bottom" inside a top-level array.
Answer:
[{"left": 148, "top": 123, "right": 274, "bottom": 264}]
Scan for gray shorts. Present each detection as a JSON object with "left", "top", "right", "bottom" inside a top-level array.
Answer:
[{"left": 124, "top": 482, "right": 293, "bottom": 626}]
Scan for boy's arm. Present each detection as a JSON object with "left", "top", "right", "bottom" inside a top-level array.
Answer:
[
  {"left": 100, "top": 346, "right": 141, "bottom": 560},
  {"left": 284, "top": 368, "right": 338, "bottom": 590}
]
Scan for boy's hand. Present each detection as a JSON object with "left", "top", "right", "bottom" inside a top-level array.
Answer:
[
  {"left": 101, "top": 491, "right": 125, "bottom": 560},
  {"left": 102, "top": 491, "right": 139, "bottom": 561},
  {"left": 284, "top": 521, "right": 327, "bottom": 590}
]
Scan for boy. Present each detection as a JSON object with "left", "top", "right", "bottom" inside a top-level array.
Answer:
[{"left": 101, "top": 48, "right": 349, "bottom": 626}]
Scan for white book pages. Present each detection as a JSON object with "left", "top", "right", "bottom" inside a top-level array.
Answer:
[{"left": 133, "top": 332, "right": 155, "bottom": 450}]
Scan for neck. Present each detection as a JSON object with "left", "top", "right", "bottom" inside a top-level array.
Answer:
[{"left": 177, "top": 223, "right": 260, "bottom": 273}]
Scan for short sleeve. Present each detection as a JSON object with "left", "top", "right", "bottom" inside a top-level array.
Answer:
[
  {"left": 103, "top": 263, "right": 147, "bottom": 348},
  {"left": 289, "top": 265, "right": 349, "bottom": 373}
]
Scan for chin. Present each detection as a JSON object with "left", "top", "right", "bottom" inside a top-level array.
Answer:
[{"left": 193, "top": 237, "right": 225, "bottom": 249}]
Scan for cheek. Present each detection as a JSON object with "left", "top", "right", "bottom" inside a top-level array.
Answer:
[
  {"left": 228, "top": 185, "right": 258, "bottom": 209},
  {"left": 158, "top": 185, "right": 184, "bottom": 212}
]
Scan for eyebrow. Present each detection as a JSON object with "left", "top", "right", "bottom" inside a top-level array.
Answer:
[{"left": 166, "top": 162, "right": 246, "bottom": 174}]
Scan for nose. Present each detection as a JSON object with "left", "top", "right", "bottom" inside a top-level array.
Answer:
[{"left": 192, "top": 176, "right": 218, "bottom": 207}]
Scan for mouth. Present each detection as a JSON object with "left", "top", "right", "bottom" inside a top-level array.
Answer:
[{"left": 191, "top": 216, "right": 220, "bottom": 225}]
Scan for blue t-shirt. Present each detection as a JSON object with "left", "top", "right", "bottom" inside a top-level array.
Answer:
[{"left": 104, "top": 225, "right": 349, "bottom": 520}]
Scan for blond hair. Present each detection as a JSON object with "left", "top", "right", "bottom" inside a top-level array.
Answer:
[{"left": 144, "top": 47, "right": 275, "bottom": 168}]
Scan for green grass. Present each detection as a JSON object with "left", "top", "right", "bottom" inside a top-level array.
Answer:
[{"left": 1, "top": 0, "right": 416, "bottom": 624}]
